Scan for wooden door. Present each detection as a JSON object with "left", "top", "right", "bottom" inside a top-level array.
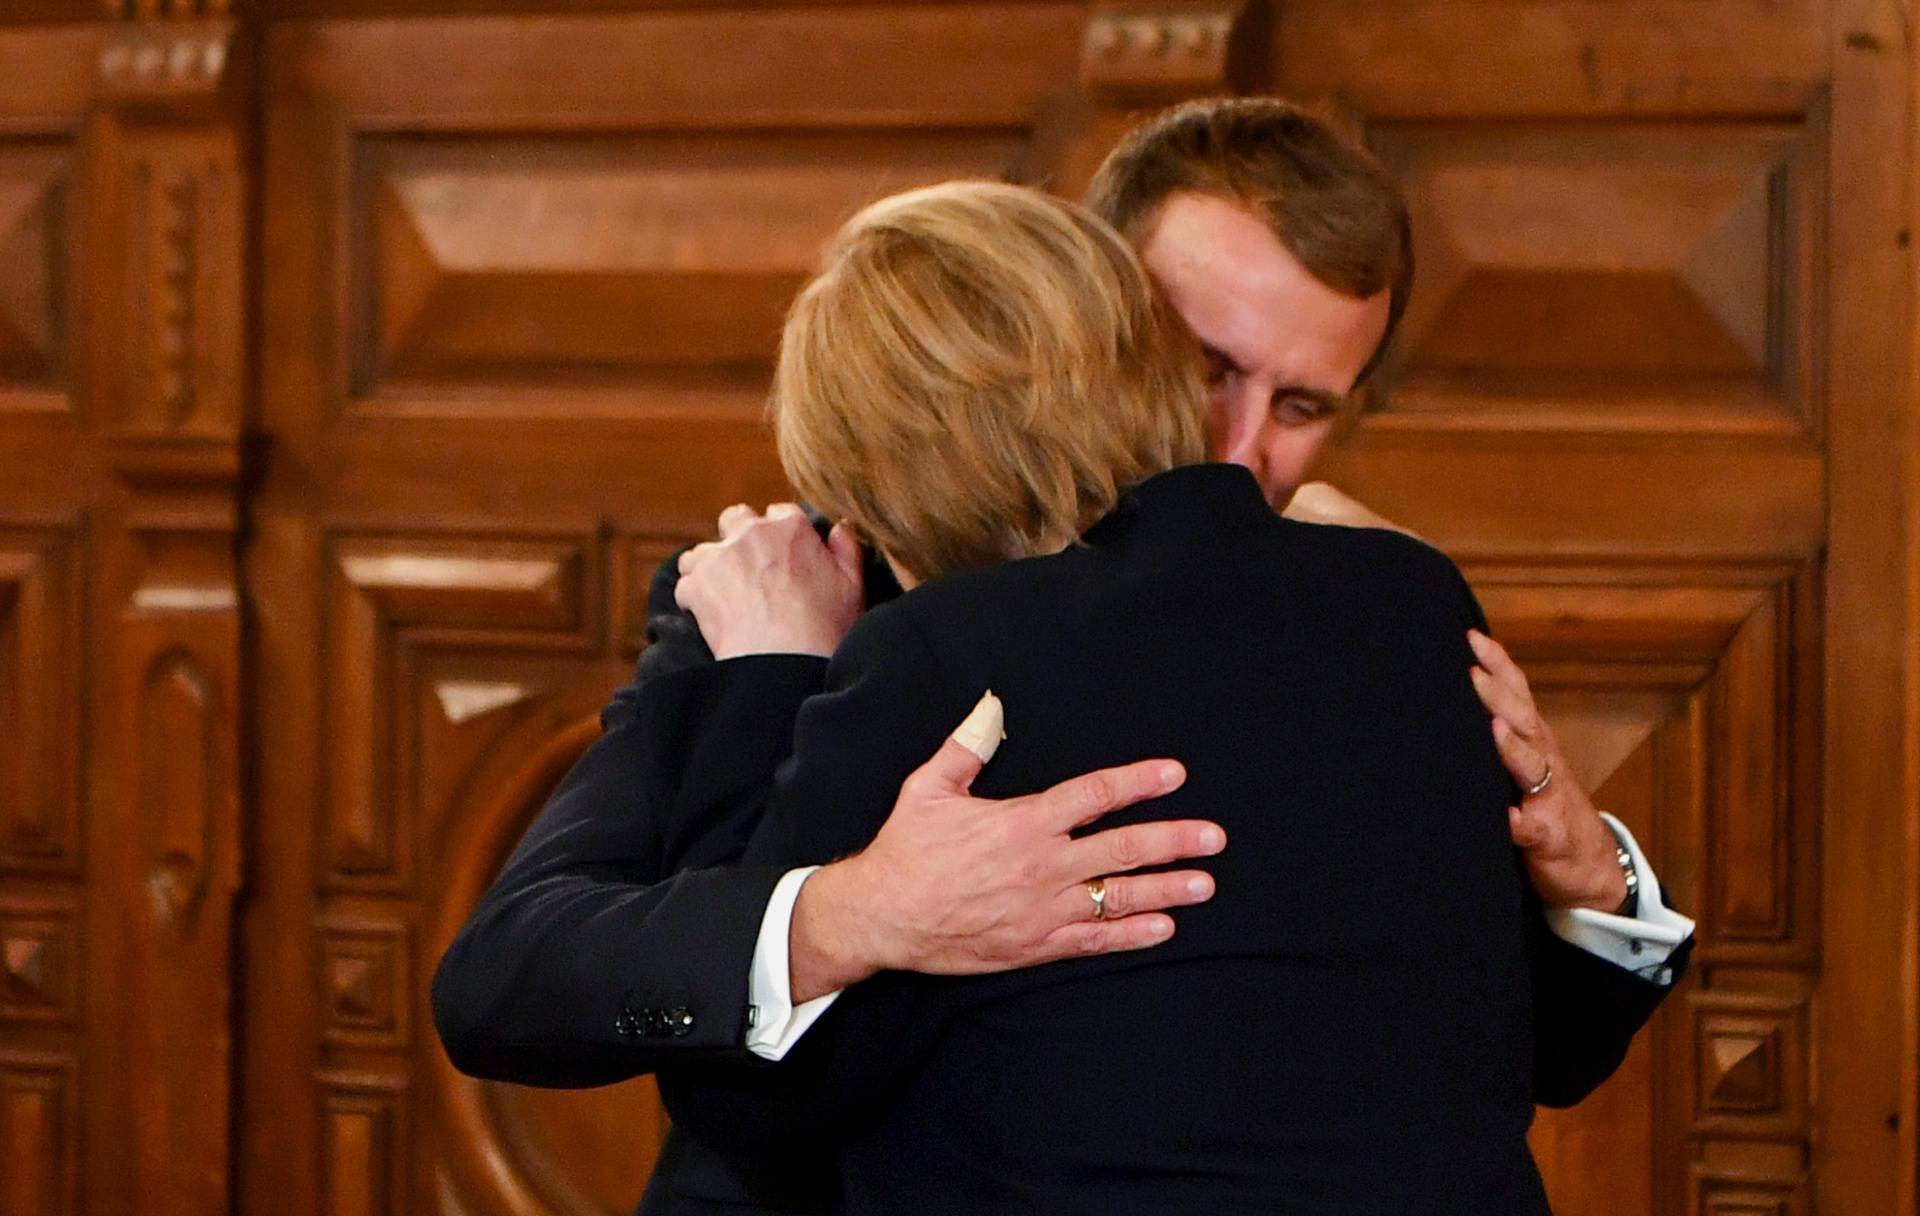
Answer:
[
  {"left": 247, "top": 7, "right": 1126, "bottom": 1216},
  {"left": 1273, "top": 3, "right": 1908, "bottom": 1213},
  {"left": 0, "top": 8, "right": 250, "bottom": 1216}
]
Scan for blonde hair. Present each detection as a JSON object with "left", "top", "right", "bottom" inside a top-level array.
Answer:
[{"left": 772, "top": 181, "right": 1208, "bottom": 584}]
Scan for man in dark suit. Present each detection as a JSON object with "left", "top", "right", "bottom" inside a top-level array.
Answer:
[{"left": 432, "top": 99, "right": 1694, "bottom": 1214}]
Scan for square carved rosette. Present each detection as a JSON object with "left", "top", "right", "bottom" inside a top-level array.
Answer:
[
  {"left": 319, "top": 915, "right": 411, "bottom": 1051},
  {"left": 0, "top": 899, "right": 79, "bottom": 1029}
]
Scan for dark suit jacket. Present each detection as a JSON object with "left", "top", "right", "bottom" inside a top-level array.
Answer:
[
  {"left": 433, "top": 467, "right": 1690, "bottom": 1215},
  {"left": 431, "top": 516, "right": 895, "bottom": 1214}
]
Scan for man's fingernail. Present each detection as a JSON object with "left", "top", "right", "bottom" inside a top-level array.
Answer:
[
  {"left": 1200, "top": 825, "right": 1226, "bottom": 852},
  {"left": 1159, "top": 762, "right": 1184, "bottom": 788},
  {"left": 1187, "top": 875, "right": 1212, "bottom": 899},
  {"left": 1148, "top": 917, "right": 1173, "bottom": 939},
  {"left": 950, "top": 690, "right": 1006, "bottom": 762}
]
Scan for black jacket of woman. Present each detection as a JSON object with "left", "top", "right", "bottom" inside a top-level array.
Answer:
[{"left": 614, "top": 463, "right": 1675, "bottom": 1215}]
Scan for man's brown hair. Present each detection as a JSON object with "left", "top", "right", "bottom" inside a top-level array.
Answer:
[{"left": 1085, "top": 96, "right": 1412, "bottom": 389}]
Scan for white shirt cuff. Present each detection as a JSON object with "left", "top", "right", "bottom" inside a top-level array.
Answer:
[
  {"left": 1545, "top": 812, "right": 1695, "bottom": 985},
  {"left": 744, "top": 865, "right": 844, "bottom": 1061}
]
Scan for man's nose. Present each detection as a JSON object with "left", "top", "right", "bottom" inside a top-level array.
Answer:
[{"left": 1213, "top": 388, "right": 1269, "bottom": 462}]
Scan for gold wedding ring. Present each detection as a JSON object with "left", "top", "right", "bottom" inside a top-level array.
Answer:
[{"left": 1087, "top": 878, "right": 1109, "bottom": 920}]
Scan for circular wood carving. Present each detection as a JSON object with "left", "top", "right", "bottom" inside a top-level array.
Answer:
[{"left": 428, "top": 714, "right": 671, "bottom": 1216}]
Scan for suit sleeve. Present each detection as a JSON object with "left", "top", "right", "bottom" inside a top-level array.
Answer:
[
  {"left": 429, "top": 546, "right": 827, "bottom": 1086},
  {"left": 655, "top": 608, "right": 978, "bottom": 1148},
  {"left": 628, "top": 542, "right": 716, "bottom": 685},
  {"left": 1439, "top": 557, "right": 1695, "bottom": 1106}
]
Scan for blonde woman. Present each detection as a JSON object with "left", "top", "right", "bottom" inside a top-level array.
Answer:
[{"left": 629, "top": 180, "right": 1551, "bottom": 1215}]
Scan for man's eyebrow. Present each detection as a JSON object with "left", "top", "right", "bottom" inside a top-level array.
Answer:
[{"left": 1199, "top": 341, "right": 1242, "bottom": 373}]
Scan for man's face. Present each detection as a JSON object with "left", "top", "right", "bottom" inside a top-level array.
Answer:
[{"left": 1137, "top": 191, "right": 1393, "bottom": 508}]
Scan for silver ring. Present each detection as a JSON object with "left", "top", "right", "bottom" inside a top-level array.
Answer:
[
  {"left": 1086, "top": 878, "right": 1108, "bottom": 921},
  {"left": 1524, "top": 762, "right": 1554, "bottom": 799}
]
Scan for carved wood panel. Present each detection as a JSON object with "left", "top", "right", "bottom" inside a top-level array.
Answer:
[
  {"left": 316, "top": 529, "right": 678, "bottom": 1216},
  {"left": 324, "top": 534, "right": 594, "bottom": 892},
  {"left": 0, "top": 140, "right": 71, "bottom": 408},
  {"left": 0, "top": 21, "right": 96, "bottom": 1216},
  {"left": 1275, "top": 6, "right": 1861, "bottom": 1207},
  {"left": 1372, "top": 120, "right": 1821, "bottom": 436},
  {"left": 352, "top": 132, "right": 1033, "bottom": 399},
  {"left": 1472, "top": 563, "right": 1817, "bottom": 1212},
  {"left": 0, "top": 1050, "right": 79, "bottom": 1216},
  {"left": 0, "top": 528, "right": 82, "bottom": 874},
  {"left": 256, "top": 12, "right": 1136, "bottom": 1211}
]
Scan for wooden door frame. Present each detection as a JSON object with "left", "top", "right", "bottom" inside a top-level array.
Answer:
[{"left": 1819, "top": 4, "right": 1918, "bottom": 1212}]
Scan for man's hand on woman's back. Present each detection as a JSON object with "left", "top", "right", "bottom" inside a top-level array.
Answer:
[{"left": 786, "top": 692, "right": 1225, "bottom": 1003}]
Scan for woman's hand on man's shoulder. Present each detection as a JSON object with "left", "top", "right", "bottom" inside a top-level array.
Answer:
[{"left": 674, "top": 503, "right": 864, "bottom": 661}]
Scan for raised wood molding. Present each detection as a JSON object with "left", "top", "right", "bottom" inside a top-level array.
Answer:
[
  {"left": 1370, "top": 115, "right": 1825, "bottom": 439},
  {"left": 1472, "top": 561, "right": 1816, "bottom": 1208},
  {"left": 0, "top": 896, "right": 81, "bottom": 1028},
  {"left": 0, "top": 1050, "right": 80, "bottom": 1216},
  {"left": 0, "top": 138, "right": 73, "bottom": 413},
  {"left": 85, "top": 4, "right": 253, "bottom": 1215},
  {"left": 0, "top": 528, "right": 82, "bottom": 875},
  {"left": 318, "top": 1069, "right": 409, "bottom": 1216},
  {"left": 318, "top": 915, "right": 411, "bottom": 1051},
  {"left": 323, "top": 534, "right": 592, "bottom": 890},
  {"left": 97, "top": 17, "right": 239, "bottom": 115},
  {"left": 1078, "top": 1, "right": 1256, "bottom": 100},
  {"left": 426, "top": 712, "right": 673, "bottom": 1216}
]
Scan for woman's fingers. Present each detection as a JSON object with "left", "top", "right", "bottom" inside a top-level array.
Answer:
[
  {"left": 716, "top": 503, "right": 758, "bottom": 538},
  {"left": 826, "top": 522, "right": 864, "bottom": 585}
]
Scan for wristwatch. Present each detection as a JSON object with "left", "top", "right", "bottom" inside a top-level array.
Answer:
[{"left": 1603, "top": 819, "right": 1639, "bottom": 918}]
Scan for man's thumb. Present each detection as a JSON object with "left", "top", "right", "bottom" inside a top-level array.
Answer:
[{"left": 920, "top": 691, "right": 1006, "bottom": 793}]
